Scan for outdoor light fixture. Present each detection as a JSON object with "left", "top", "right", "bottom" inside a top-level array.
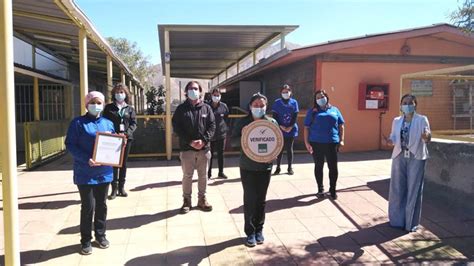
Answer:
[{"left": 33, "top": 35, "right": 71, "bottom": 44}]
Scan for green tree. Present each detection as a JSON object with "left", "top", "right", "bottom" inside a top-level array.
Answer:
[
  {"left": 106, "top": 37, "right": 155, "bottom": 88},
  {"left": 449, "top": 0, "right": 473, "bottom": 33}
]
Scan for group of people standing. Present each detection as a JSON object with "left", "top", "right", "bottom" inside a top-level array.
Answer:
[{"left": 66, "top": 80, "right": 431, "bottom": 254}]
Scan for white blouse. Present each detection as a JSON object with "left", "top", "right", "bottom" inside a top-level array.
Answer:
[{"left": 389, "top": 113, "right": 430, "bottom": 160}]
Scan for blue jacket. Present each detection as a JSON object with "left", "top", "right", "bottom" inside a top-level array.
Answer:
[{"left": 65, "top": 115, "right": 115, "bottom": 185}]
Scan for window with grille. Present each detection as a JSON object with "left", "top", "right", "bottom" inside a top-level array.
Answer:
[{"left": 15, "top": 83, "right": 66, "bottom": 122}]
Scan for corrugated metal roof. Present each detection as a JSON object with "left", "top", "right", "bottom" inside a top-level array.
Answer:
[
  {"left": 12, "top": 0, "right": 142, "bottom": 86},
  {"left": 158, "top": 25, "right": 298, "bottom": 80}
]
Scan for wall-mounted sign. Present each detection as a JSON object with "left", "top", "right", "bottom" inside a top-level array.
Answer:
[
  {"left": 164, "top": 52, "right": 171, "bottom": 63},
  {"left": 411, "top": 80, "right": 433, "bottom": 96},
  {"left": 241, "top": 120, "right": 283, "bottom": 163}
]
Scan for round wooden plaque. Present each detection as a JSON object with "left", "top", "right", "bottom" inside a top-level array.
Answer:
[{"left": 241, "top": 119, "right": 284, "bottom": 163}]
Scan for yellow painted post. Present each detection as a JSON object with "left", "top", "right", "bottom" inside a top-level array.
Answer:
[
  {"left": 64, "top": 85, "right": 73, "bottom": 119},
  {"left": 164, "top": 29, "right": 172, "bottom": 160},
  {"left": 121, "top": 70, "right": 125, "bottom": 85},
  {"left": 79, "top": 28, "right": 88, "bottom": 115},
  {"left": 0, "top": 0, "right": 21, "bottom": 264},
  {"left": 106, "top": 55, "right": 113, "bottom": 103},
  {"left": 129, "top": 79, "right": 134, "bottom": 106},
  {"left": 33, "top": 77, "right": 40, "bottom": 121}
]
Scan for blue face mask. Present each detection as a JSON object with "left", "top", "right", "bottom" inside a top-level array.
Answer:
[
  {"left": 401, "top": 104, "right": 415, "bottom": 114},
  {"left": 115, "top": 93, "right": 126, "bottom": 102},
  {"left": 316, "top": 97, "right": 327, "bottom": 107},
  {"left": 187, "top": 89, "right": 200, "bottom": 100},
  {"left": 87, "top": 104, "right": 103, "bottom": 116},
  {"left": 251, "top": 107, "right": 266, "bottom": 118}
]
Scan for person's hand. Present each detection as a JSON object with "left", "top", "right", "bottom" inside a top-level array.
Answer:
[
  {"left": 305, "top": 142, "right": 313, "bottom": 154},
  {"left": 89, "top": 158, "right": 101, "bottom": 167},
  {"left": 384, "top": 136, "right": 394, "bottom": 146},
  {"left": 190, "top": 139, "right": 204, "bottom": 150},
  {"left": 421, "top": 128, "right": 431, "bottom": 142},
  {"left": 339, "top": 140, "right": 344, "bottom": 147}
]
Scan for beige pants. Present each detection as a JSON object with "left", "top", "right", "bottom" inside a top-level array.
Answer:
[{"left": 180, "top": 150, "right": 211, "bottom": 199}]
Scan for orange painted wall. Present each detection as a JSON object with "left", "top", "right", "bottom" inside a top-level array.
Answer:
[
  {"left": 321, "top": 62, "right": 461, "bottom": 152},
  {"left": 317, "top": 32, "right": 474, "bottom": 152}
]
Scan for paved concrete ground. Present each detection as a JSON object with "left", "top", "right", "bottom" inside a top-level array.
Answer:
[{"left": 1, "top": 151, "right": 473, "bottom": 265}]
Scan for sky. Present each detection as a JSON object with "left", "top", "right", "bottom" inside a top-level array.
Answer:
[{"left": 76, "top": 0, "right": 460, "bottom": 65}]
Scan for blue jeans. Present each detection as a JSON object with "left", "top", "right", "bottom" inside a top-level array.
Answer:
[{"left": 388, "top": 153, "right": 426, "bottom": 231}]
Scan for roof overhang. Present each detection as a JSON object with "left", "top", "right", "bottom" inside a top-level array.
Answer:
[
  {"left": 158, "top": 24, "right": 298, "bottom": 81},
  {"left": 216, "top": 24, "right": 474, "bottom": 87},
  {"left": 12, "top": 0, "right": 142, "bottom": 87}
]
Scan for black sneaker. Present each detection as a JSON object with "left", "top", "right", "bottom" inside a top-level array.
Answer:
[
  {"left": 245, "top": 234, "right": 256, "bottom": 247},
  {"left": 96, "top": 237, "right": 110, "bottom": 249},
  {"left": 255, "top": 231, "right": 264, "bottom": 244},
  {"left": 217, "top": 172, "right": 228, "bottom": 179},
  {"left": 272, "top": 167, "right": 281, "bottom": 175},
  {"left": 287, "top": 168, "right": 294, "bottom": 175},
  {"left": 330, "top": 191, "right": 337, "bottom": 200},
  {"left": 316, "top": 189, "right": 325, "bottom": 198},
  {"left": 80, "top": 242, "right": 92, "bottom": 255}
]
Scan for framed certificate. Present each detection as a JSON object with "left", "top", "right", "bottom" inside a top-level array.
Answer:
[
  {"left": 92, "top": 132, "right": 126, "bottom": 167},
  {"left": 241, "top": 120, "right": 284, "bottom": 163}
]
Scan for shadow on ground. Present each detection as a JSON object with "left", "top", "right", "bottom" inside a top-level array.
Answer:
[
  {"left": 368, "top": 178, "right": 474, "bottom": 261},
  {"left": 59, "top": 209, "right": 181, "bottom": 234}
]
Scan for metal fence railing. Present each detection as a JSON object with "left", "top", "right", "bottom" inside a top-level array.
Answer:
[
  {"left": 129, "top": 113, "right": 308, "bottom": 158},
  {"left": 401, "top": 77, "right": 474, "bottom": 142},
  {"left": 24, "top": 120, "right": 69, "bottom": 169}
]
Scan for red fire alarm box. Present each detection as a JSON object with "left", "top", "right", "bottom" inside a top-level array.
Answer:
[{"left": 358, "top": 83, "right": 389, "bottom": 110}]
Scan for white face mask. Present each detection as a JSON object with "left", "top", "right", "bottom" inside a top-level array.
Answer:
[
  {"left": 251, "top": 107, "right": 266, "bottom": 118},
  {"left": 281, "top": 92, "right": 291, "bottom": 100},
  {"left": 212, "top": 95, "right": 221, "bottom": 103}
]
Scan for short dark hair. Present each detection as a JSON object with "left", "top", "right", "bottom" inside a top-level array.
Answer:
[
  {"left": 248, "top": 92, "right": 267, "bottom": 112},
  {"left": 400, "top": 93, "right": 417, "bottom": 106},
  {"left": 313, "top": 89, "right": 330, "bottom": 109},
  {"left": 211, "top": 88, "right": 220, "bottom": 95},
  {"left": 280, "top": 84, "right": 291, "bottom": 92}
]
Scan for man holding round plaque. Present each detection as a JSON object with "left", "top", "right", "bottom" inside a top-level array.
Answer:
[
  {"left": 231, "top": 93, "right": 283, "bottom": 247},
  {"left": 172, "top": 81, "right": 216, "bottom": 214}
]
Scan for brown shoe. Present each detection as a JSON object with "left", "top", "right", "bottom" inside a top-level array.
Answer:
[
  {"left": 197, "top": 197, "right": 213, "bottom": 212},
  {"left": 180, "top": 198, "right": 192, "bottom": 214}
]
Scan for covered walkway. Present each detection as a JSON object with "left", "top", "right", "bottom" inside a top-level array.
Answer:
[{"left": 1, "top": 152, "right": 472, "bottom": 264}]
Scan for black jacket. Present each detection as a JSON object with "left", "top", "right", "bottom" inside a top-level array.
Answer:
[
  {"left": 231, "top": 115, "right": 277, "bottom": 171},
  {"left": 103, "top": 103, "right": 137, "bottom": 140},
  {"left": 207, "top": 101, "right": 229, "bottom": 141},
  {"left": 172, "top": 99, "right": 216, "bottom": 151}
]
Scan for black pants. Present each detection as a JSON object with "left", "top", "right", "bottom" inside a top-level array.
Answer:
[
  {"left": 112, "top": 140, "right": 133, "bottom": 186},
  {"left": 77, "top": 183, "right": 109, "bottom": 244},
  {"left": 310, "top": 142, "right": 339, "bottom": 193},
  {"left": 240, "top": 169, "right": 271, "bottom": 236},
  {"left": 208, "top": 138, "right": 225, "bottom": 176},
  {"left": 276, "top": 137, "right": 295, "bottom": 169}
]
